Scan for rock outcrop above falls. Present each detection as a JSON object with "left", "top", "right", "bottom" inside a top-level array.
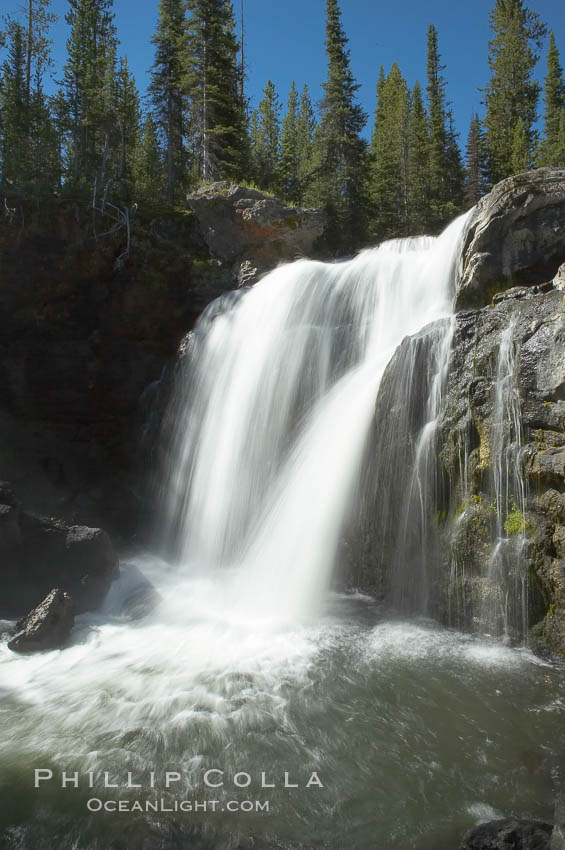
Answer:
[
  {"left": 456, "top": 167, "right": 565, "bottom": 310},
  {"left": 188, "top": 183, "right": 326, "bottom": 286}
]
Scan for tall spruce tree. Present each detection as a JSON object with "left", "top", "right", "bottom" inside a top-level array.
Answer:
[
  {"left": 280, "top": 81, "right": 299, "bottom": 201},
  {"left": 295, "top": 83, "right": 316, "bottom": 202},
  {"left": 537, "top": 32, "right": 565, "bottom": 167},
  {"left": 115, "top": 57, "right": 141, "bottom": 182},
  {"left": 250, "top": 79, "right": 281, "bottom": 192},
  {"left": 368, "top": 62, "right": 409, "bottom": 241},
  {"left": 407, "top": 80, "right": 430, "bottom": 234},
  {"left": 426, "top": 24, "right": 446, "bottom": 214},
  {"left": 148, "top": 0, "right": 187, "bottom": 203},
  {"left": 185, "top": 0, "right": 248, "bottom": 183},
  {"left": 0, "top": 13, "right": 59, "bottom": 191},
  {"left": 314, "top": 0, "right": 367, "bottom": 252},
  {"left": 464, "top": 112, "right": 488, "bottom": 207},
  {"left": 483, "top": 0, "right": 546, "bottom": 184},
  {"left": 511, "top": 116, "right": 530, "bottom": 172},
  {"left": 426, "top": 24, "right": 462, "bottom": 229},
  {"left": 134, "top": 114, "right": 165, "bottom": 198},
  {"left": 0, "top": 22, "right": 30, "bottom": 186},
  {"left": 60, "top": 0, "right": 119, "bottom": 188},
  {"left": 444, "top": 112, "right": 465, "bottom": 214},
  {"left": 24, "top": 0, "right": 56, "bottom": 100}
]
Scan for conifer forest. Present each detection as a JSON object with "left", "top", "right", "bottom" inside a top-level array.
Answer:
[{"left": 0, "top": 0, "right": 564, "bottom": 254}]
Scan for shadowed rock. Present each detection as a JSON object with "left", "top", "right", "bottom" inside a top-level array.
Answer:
[
  {"left": 8, "top": 589, "right": 74, "bottom": 653},
  {"left": 0, "top": 484, "right": 119, "bottom": 617},
  {"left": 459, "top": 818, "right": 552, "bottom": 850}
]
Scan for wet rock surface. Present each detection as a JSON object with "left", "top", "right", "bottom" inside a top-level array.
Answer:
[
  {"left": 437, "top": 289, "right": 565, "bottom": 653},
  {"left": 7, "top": 588, "right": 74, "bottom": 654},
  {"left": 459, "top": 818, "right": 553, "bottom": 850}
]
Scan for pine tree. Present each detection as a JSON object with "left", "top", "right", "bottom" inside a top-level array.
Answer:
[
  {"left": 28, "top": 65, "right": 60, "bottom": 189},
  {"left": 314, "top": 0, "right": 367, "bottom": 253},
  {"left": 444, "top": 112, "right": 465, "bottom": 214},
  {"left": 24, "top": 0, "right": 56, "bottom": 100},
  {"left": 185, "top": 0, "right": 248, "bottom": 183},
  {"left": 426, "top": 24, "right": 462, "bottom": 229},
  {"left": 111, "top": 57, "right": 141, "bottom": 185},
  {"left": 368, "top": 62, "right": 410, "bottom": 241},
  {"left": 134, "top": 114, "right": 165, "bottom": 198},
  {"left": 0, "top": 22, "right": 30, "bottom": 186},
  {"left": 0, "top": 4, "right": 59, "bottom": 191},
  {"left": 464, "top": 112, "right": 488, "bottom": 207},
  {"left": 537, "top": 32, "right": 565, "bottom": 167},
  {"left": 148, "top": 0, "right": 187, "bottom": 204},
  {"left": 250, "top": 79, "right": 281, "bottom": 192},
  {"left": 280, "top": 81, "right": 299, "bottom": 201},
  {"left": 511, "top": 116, "right": 530, "bottom": 172},
  {"left": 407, "top": 80, "right": 430, "bottom": 234},
  {"left": 60, "top": 0, "right": 119, "bottom": 188},
  {"left": 295, "top": 83, "right": 316, "bottom": 202},
  {"left": 483, "top": 0, "right": 546, "bottom": 183}
]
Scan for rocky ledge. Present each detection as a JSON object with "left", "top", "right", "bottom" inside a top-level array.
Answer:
[{"left": 187, "top": 182, "right": 326, "bottom": 286}]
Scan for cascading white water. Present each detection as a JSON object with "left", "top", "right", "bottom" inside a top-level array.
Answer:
[
  {"left": 484, "top": 320, "right": 529, "bottom": 639},
  {"left": 3, "top": 213, "right": 562, "bottom": 850},
  {"left": 162, "top": 214, "right": 470, "bottom": 622}
]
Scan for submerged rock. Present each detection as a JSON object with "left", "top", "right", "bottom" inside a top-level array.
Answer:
[
  {"left": 8, "top": 589, "right": 74, "bottom": 653},
  {"left": 459, "top": 818, "right": 552, "bottom": 850},
  {"left": 457, "top": 167, "right": 565, "bottom": 310},
  {"left": 108, "top": 564, "right": 161, "bottom": 620}
]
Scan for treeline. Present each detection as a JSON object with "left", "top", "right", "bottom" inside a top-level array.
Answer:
[{"left": 0, "top": 0, "right": 564, "bottom": 252}]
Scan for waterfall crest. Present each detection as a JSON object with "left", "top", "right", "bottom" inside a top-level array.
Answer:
[{"left": 161, "top": 214, "right": 470, "bottom": 622}]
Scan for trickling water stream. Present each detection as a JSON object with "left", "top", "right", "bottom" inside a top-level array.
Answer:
[
  {"left": 1, "top": 215, "right": 562, "bottom": 850},
  {"left": 486, "top": 321, "right": 529, "bottom": 640}
]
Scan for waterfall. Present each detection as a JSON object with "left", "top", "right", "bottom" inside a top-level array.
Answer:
[
  {"left": 161, "top": 214, "right": 470, "bottom": 623},
  {"left": 483, "top": 320, "right": 529, "bottom": 640}
]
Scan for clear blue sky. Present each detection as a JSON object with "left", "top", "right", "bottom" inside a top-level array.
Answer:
[{"left": 6, "top": 0, "right": 565, "bottom": 142}]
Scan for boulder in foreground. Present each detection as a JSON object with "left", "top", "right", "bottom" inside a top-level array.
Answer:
[
  {"left": 0, "top": 483, "right": 119, "bottom": 617},
  {"left": 8, "top": 589, "right": 74, "bottom": 654},
  {"left": 459, "top": 818, "right": 552, "bottom": 850}
]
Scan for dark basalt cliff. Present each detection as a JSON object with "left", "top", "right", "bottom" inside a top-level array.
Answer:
[{"left": 0, "top": 187, "right": 325, "bottom": 534}]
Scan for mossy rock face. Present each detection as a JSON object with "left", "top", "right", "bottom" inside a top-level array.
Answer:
[
  {"left": 451, "top": 495, "right": 496, "bottom": 577},
  {"left": 432, "top": 277, "right": 564, "bottom": 650}
]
